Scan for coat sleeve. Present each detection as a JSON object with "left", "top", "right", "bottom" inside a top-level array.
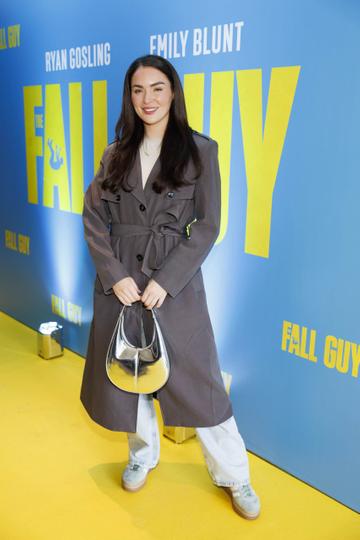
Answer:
[
  {"left": 82, "top": 150, "right": 131, "bottom": 295},
  {"left": 151, "top": 138, "right": 221, "bottom": 298}
]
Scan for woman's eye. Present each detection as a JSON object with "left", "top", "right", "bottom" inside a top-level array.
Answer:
[
  {"left": 154, "top": 87, "right": 163, "bottom": 92},
  {"left": 133, "top": 89, "right": 142, "bottom": 94}
]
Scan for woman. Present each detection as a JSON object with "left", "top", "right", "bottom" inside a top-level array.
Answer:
[{"left": 80, "top": 54, "right": 260, "bottom": 520}]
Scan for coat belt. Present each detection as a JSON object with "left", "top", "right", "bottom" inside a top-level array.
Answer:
[{"left": 110, "top": 222, "right": 185, "bottom": 278}]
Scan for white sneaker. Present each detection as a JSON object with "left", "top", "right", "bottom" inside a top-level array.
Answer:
[
  {"left": 121, "top": 463, "right": 155, "bottom": 492},
  {"left": 223, "top": 482, "right": 261, "bottom": 519}
]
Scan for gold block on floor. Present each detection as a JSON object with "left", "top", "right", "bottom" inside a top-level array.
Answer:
[
  {"left": 162, "top": 370, "right": 232, "bottom": 443},
  {"left": 163, "top": 425, "right": 196, "bottom": 443},
  {"left": 37, "top": 322, "right": 64, "bottom": 359}
]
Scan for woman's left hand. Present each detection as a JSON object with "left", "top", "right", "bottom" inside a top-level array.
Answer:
[{"left": 141, "top": 279, "right": 167, "bottom": 309}]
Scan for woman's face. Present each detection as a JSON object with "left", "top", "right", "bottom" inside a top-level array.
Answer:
[{"left": 131, "top": 66, "right": 174, "bottom": 130}]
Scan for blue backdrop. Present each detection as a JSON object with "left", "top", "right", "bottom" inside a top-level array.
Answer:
[{"left": 1, "top": 0, "right": 359, "bottom": 512}]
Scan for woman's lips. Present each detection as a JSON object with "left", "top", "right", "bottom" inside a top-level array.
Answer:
[{"left": 142, "top": 107, "right": 158, "bottom": 115}]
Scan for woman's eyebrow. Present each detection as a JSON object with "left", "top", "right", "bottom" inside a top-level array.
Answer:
[{"left": 132, "top": 81, "right": 166, "bottom": 88}]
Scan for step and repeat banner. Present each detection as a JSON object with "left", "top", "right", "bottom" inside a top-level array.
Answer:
[{"left": 1, "top": 0, "right": 359, "bottom": 512}]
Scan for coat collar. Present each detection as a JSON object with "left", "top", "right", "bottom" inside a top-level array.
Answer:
[{"left": 126, "top": 149, "right": 161, "bottom": 206}]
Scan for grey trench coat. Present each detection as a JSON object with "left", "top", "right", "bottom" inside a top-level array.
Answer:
[{"left": 80, "top": 131, "right": 233, "bottom": 432}]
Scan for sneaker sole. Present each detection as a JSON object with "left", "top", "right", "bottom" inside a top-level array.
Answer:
[
  {"left": 121, "top": 465, "right": 156, "bottom": 492},
  {"left": 222, "top": 487, "right": 260, "bottom": 520}
]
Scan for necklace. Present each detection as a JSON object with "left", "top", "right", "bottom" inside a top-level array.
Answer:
[{"left": 142, "top": 136, "right": 162, "bottom": 157}]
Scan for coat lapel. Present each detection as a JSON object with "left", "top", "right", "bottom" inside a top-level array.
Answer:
[
  {"left": 127, "top": 149, "right": 161, "bottom": 207},
  {"left": 144, "top": 154, "right": 161, "bottom": 198},
  {"left": 126, "top": 150, "right": 146, "bottom": 206}
]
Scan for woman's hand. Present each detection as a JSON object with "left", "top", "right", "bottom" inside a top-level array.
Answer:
[
  {"left": 141, "top": 279, "right": 167, "bottom": 309},
  {"left": 113, "top": 277, "right": 141, "bottom": 306}
]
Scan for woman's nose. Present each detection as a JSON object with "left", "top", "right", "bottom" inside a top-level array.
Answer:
[{"left": 143, "top": 90, "right": 154, "bottom": 104}]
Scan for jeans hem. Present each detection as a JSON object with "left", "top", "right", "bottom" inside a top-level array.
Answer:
[{"left": 212, "top": 478, "right": 251, "bottom": 488}]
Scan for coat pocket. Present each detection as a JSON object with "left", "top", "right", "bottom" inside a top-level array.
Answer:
[
  {"left": 166, "top": 183, "right": 195, "bottom": 200},
  {"left": 165, "top": 184, "right": 195, "bottom": 221}
]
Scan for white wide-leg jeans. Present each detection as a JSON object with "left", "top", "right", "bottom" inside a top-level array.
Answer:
[{"left": 127, "top": 393, "right": 250, "bottom": 487}]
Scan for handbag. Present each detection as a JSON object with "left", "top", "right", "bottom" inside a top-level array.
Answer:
[{"left": 105, "top": 304, "right": 170, "bottom": 394}]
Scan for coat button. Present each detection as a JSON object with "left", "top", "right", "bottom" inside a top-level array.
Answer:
[
  {"left": 139, "top": 203, "right": 146, "bottom": 211},
  {"left": 167, "top": 192, "right": 174, "bottom": 198},
  {"left": 136, "top": 254, "right": 143, "bottom": 262}
]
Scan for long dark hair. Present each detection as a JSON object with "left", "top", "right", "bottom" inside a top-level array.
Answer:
[{"left": 102, "top": 54, "right": 202, "bottom": 194}]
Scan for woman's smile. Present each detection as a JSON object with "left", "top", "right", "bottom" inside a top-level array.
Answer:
[{"left": 142, "top": 107, "right": 159, "bottom": 115}]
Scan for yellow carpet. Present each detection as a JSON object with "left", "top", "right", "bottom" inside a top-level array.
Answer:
[{"left": 0, "top": 311, "right": 359, "bottom": 540}]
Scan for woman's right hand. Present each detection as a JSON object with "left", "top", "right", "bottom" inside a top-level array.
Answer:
[{"left": 113, "top": 277, "right": 141, "bottom": 306}]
